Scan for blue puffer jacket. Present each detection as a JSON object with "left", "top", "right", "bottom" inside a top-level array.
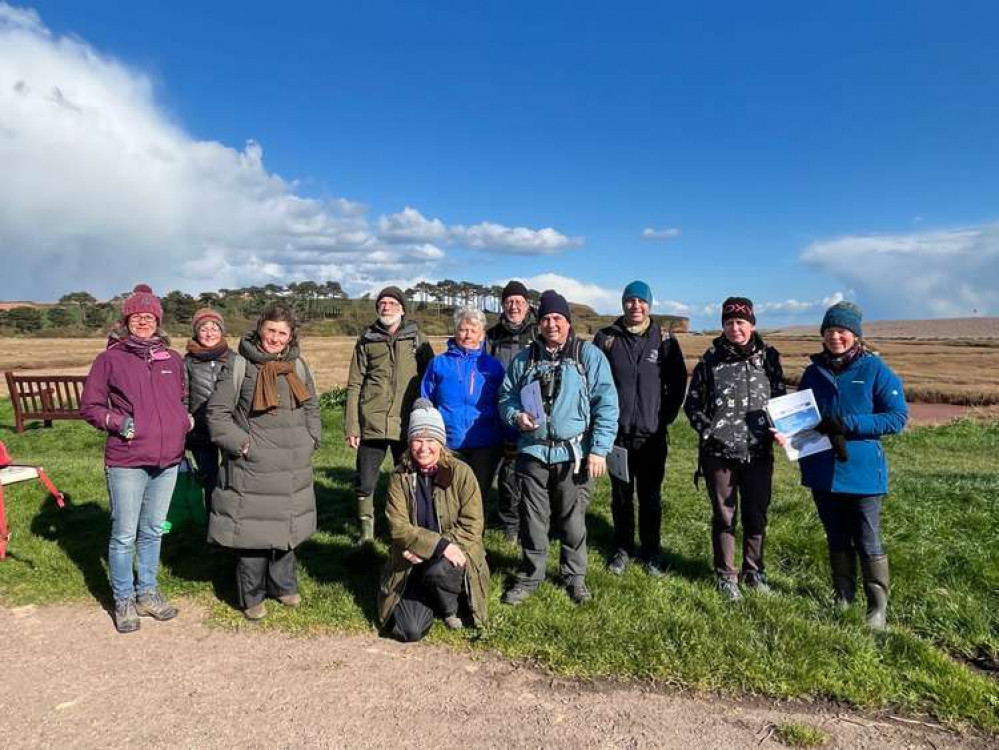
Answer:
[
  {"left": 420, "top": 339, "right": 506, "bottom": 450},
  {"left": 798, "top": 351, "right": 908, "bottom": 495}
]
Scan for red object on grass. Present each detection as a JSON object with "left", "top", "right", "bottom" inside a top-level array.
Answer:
[{"left": 0, "top": 440, "right": 66, "bottom": 560}]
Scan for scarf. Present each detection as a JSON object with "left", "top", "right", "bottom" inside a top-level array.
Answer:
[
  {"left": 818, "top": 342, "right": 865, "bottom": 374},
  {"left": 185, "top": 339, "right": 229, "bottom": 362},
  {"left": 237, "top": 333, "right": 311, "bottom": 412},
  {"left": 624, "top": 317, "right": 652, "bottom": 336},
  {"left": 109, "top": 329, "right": 171, "bottom": 362}
]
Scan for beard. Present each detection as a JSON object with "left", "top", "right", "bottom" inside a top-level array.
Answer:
[{"left": 379, "top": 313, "right": 403, "bottom": 328}]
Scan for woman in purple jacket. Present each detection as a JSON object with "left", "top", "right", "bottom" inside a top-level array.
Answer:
[{"left": 81, "top": 284, "right": 192, "bottom": 634}]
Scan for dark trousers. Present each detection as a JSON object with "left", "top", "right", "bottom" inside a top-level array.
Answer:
[
  {"left": 354, "top": 439, "right": 406, "bottom": 515},
  {"left": 189, "top": 443, "right": 220, "bottom": 515},
  {"left": 495, "top": 442, "right": 521, "bottom": 536},
  {"left": 236, "top": 548, "right": 298, "bottom": 609},
  {"left": 702, "top": 453, "right": 774, "bottom": 581},
  {"left": 516, "top": 455, "right": 591, "bottom": 586},
  {"left": 812, "top": 491, "right": 884, "bottom": 558},
  {"left": 610, "top": 437, "right": 668, "bottom": 559},
  {"left": 455, "top": 445, "right": 501, "bottom": 517},
  {"left": 389, "top": 556, "right": 466, "bottom": 643}
]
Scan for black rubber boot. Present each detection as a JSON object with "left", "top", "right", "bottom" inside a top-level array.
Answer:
[
  {"left": 829, "top": 550, "right": 857, "bottom": 610},
  {"left": 860, "top": 554, "right": 889, "bottom": 630}
]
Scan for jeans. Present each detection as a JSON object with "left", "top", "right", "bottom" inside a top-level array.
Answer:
[
  {"left": 106, "top": 465, "right": 179, "bottom": 602},
  {"left": 812, "top": 491, "right": 884, "bottom": 557}
]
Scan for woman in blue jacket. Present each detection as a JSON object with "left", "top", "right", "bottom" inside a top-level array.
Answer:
[
  {"left": 784, "top": 302, "right": 907, "bottom": 630},
  {"left": 421, "top": 306, "right": 506, "bottom": 504}
]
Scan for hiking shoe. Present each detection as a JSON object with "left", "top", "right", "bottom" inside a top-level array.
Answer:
[
  {"left": 743, "top": 571, "right": 773, "bottom": 595},
  {"left": 502, "top": 584, "right": 536, "bottom": 606},
  {"left": 277, "top": 593, "right": 301, "bottom": 608},
  {"left": 135, "top": 590, "right": 178, "bottom": 621},
  {"left": 567, "top": 579, "right": 592, "bottom": 605},
  {"left": 607, "top": 549, "right": 629, "bottom": 576},
  {"left": 443, "top": 615, "right": 464, "bottom": 630},
  {"left": 113, "top": 597, "right": 140, "bottom": 634},
  {"left": 716, "top": 578, "right": 742, "bottom": 602},
  {"left": 244, "top": 602, "right": 267, "bottom": 621},
  {"left": 643, "top": 556, "right": 667, "bottom": 579}
]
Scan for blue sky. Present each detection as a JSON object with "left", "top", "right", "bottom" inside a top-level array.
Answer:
[{"left": 2, "top": 1, "right": 998, "bottom": 328}]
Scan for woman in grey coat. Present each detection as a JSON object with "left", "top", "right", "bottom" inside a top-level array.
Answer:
[{"left": 207, "top": 304, "right": 321, "bottom": 620}]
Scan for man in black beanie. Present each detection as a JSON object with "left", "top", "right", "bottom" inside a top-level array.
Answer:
[
  {"left": 345, "top": 286, "right": 434, "bottom": 543},
  {"left": 486, "top": 280, "right": 538, "bottom": 541},
  {"left": 498, "top": 289, "right": 619, "bottom": 606}
]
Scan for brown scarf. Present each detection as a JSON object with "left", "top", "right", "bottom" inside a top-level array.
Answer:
[{"left": 252, "top": 360, "right": 311, "bottom": 412}]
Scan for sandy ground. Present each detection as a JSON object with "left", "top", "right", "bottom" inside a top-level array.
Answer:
[{"left": 0, "top": 603, "right": 983, "bottom": 750}]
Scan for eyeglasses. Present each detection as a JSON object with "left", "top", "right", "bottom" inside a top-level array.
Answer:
[
  {"left": 129, "top": 315, "right": 157, "bottom": 324},
  {"left": 198, "top": 322, "right": 222, "bottom": 333}
]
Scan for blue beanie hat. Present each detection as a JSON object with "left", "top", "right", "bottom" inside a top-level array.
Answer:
[
  {"left": 622, "top": 280, "right": 653, "bottom": 306},
  {"left": 821, "top": 301, "right": 863, "bottom": 338}
]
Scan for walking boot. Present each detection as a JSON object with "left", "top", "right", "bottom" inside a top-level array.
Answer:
[
  {"left": 829, "top": 550, "right": 857, "bottom": 610},
  {"left": 356, "top": 515, "right": 375, "bottom": 546},
  {"left": 860, "top": 554, "right": 889, "bottom": 631}
]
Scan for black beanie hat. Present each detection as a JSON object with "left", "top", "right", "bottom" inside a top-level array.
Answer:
[
  {"left": 537, "top": 289, "right": 571, "bottom": 322},
  {"left": 501, "top": 280, "right": 529, "bottom": 302},
  {"left": 721, "top": 296, "right": 756, "bottom": 325},
  {"left": 375, "top": 286, "right": 406, "bottom": 312}
]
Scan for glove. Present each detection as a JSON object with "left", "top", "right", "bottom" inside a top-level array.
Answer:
[
  {"left": 815, "top": 415, "right": 845, "bottom": 436},
  {"left": 830, "top": 434, "right": 849, "bottom": 462},
  {"left": 119, "top": 416, "right": 135, "bottom": 440}
]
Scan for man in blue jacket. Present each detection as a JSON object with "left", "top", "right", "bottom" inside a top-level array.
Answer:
[
  {"left": 594, "top": 281, "right": 687, "bottom": 577},
  {"left": 498, "top": 290, "right": 619, "bottom": 605}
]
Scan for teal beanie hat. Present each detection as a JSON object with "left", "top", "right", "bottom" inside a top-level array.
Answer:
[
  {"left": 622, "top": 280, "right": 653, "bottom": 306},
  {"left": 821, "top": 301, "right": 863, "bottom": 337}
]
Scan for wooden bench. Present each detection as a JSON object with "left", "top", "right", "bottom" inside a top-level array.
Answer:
[{"left": 4, "top": 371, "right": 88, "bottom": 433}]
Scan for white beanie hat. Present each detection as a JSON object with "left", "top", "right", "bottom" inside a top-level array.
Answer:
[{"left": 408, "top": 398, "right": 447, "bottom": 444}]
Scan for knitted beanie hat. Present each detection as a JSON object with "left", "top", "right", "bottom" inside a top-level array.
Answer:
[
  {"left": 122, "top": 284, "right": 163, "bottom": 323},
  {"left": 721, "top": 296, "right": 755, "bottom": 325},
  {"left": 537, "top": 289, "right": 571, "bottom": 322},
  {"left": 622, "top": 280, "right": 654, "bottom": 306},
  {"left": 375, "top": 286, "right": 406, "bottom": 312},
  {"left": 821, "top": 301, "right": 863, "bottom": 337},
  {"left": 501, "top": 280, "right": 529, "bottom": 302},
  {"left": 408, "top": 398, "right": 447, "bottom": 443},
  {"left": 192, "top": 308, "right": 225, "bottom": 335}
]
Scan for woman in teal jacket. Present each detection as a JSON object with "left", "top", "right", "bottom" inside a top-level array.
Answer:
[{"left": 789, "top": 302, "right": 907, "bottom": 630}]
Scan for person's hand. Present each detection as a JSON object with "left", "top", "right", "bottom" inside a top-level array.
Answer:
[
  {"left": 119, "top": 417, "right": 135, "bottom": 441},
  {"left": 442, "top": 543, "right": 467, "bottom": 568},
  {"left": 240, "top": 440, "right": 250, "bottom": 457},
  {"left": 830, "top": 434, "right": 849, "bottom": 462},
  {"left": 187, "top": 414, "right": 195, "bottom": 432},
  {"left": 402, "top": 549, "right": 424, "bottom": 565},
  {"left": 515, "top": 412, "right": 538, "bottom": 432},
  {"left": 770, "top": 428, "right": 788, "bottom": 448},
  {"left": 587, "top": 453, "right": 607, "bottom": 479},
  {"left": 346, "top": 435, "right": 361, "bottom": 450}
]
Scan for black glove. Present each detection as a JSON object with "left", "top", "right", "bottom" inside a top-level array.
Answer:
[
  {"left": 815, "top": 415, "right": 845, "bottom": 436},
  {"left": 830, "top": 433, "right": 849, "bottom": 462}
]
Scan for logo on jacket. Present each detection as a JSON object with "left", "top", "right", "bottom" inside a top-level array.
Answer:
[{"left": 647, "top": 351, "right": 659, "bottom": 363}]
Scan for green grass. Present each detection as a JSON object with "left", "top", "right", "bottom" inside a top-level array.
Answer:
[
  {"left": 772, "top": 722, "right": 832, "bottom": 747},
  {"left": 1, "top": 402, "right": 997, "bottom": 732}
]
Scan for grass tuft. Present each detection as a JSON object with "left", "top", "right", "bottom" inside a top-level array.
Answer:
[{"left": 772, "top": 722, "right": 832, "bottom": 747}]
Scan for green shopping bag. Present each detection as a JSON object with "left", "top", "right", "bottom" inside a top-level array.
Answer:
[{"left": 163, "top": 457, "right": 207, "bottom": 533}]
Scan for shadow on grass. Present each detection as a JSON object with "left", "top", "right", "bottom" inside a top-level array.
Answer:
[
  {"left": 298, "top": 536, "right": 386, "bottom": 626},
  {"left": 30, "top": 493, "right": 112, "bottom": 606},
  {"left": 161, "top": 524, "right": 239, "bottom": 608}
]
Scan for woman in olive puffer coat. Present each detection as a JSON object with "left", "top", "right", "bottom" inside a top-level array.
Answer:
[{"left": 207, "top": 304, "right": 321, "bottom": 621}]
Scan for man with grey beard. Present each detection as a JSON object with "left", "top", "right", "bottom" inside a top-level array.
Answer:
[{"left": 345, "top": 287, "right": 434, "bottom": 543}]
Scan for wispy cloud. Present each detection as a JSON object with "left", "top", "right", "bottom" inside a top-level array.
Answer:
[
  {"left": 379, "top": 207, "right": 581, "bottom": 255},
  {"left": 641, "top": 227, "right": 682, "bottom": 241},
  {"left": 802, "top": 226, "right": 998, "bottom": 318},
  {"left": 0, "top": 4, "right": 578, "bottom": 299}
]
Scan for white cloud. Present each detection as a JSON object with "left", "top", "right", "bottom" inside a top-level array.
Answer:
[
  {"left": 519, "top": 273, "right": 621, "bottom": 314},
  {"left": 641, "top": 227, "right": 682, "bottom": 241},
  {"left": 802, "top": 226, "right": 998, "bottom": 318},
  {"left": 379, "top": 207, "right": 580, "bottom": 255},
  {"left": 0, "top": 5, "right": 578, "bottom": 300}
]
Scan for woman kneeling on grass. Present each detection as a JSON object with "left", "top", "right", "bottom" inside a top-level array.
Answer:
[
  {"left": 207, "top": 304, "right": 321, "bottom": 621},
  {"left": 775, "top": 301, "right": 907, "bottom": 630},
  {"left": 378, "top": 399, "right": 490, "bottom": 642},
  {"left": 81, "top": 283, "right": 191, "bottom": 633}
]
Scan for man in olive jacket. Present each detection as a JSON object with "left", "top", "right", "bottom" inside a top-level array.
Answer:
[{"left": 345, "top": 286, "right": 434, "bottom": 542}]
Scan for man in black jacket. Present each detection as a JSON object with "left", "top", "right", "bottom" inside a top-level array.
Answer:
[
  {"left": 593, "top": 281, "right": 687, "bottom": 576},
  {"left": 485, "top": 280, "right": 538, "bottom": 541}
]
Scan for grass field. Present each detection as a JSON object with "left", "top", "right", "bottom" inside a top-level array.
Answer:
[
  {"left": 0, "top": 401, "right": 996, "bottom": 732},
  {"left": 3, "top": 333, "right": 999, "bottom": 405}
]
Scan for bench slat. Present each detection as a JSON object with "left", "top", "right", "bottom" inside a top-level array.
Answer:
[{"left": 4, "top": 372, "right": 89, "bottom": 432}]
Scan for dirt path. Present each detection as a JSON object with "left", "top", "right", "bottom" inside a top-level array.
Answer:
[{"left": 0, "top": 603, "right": 981, "bottom": 749}]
